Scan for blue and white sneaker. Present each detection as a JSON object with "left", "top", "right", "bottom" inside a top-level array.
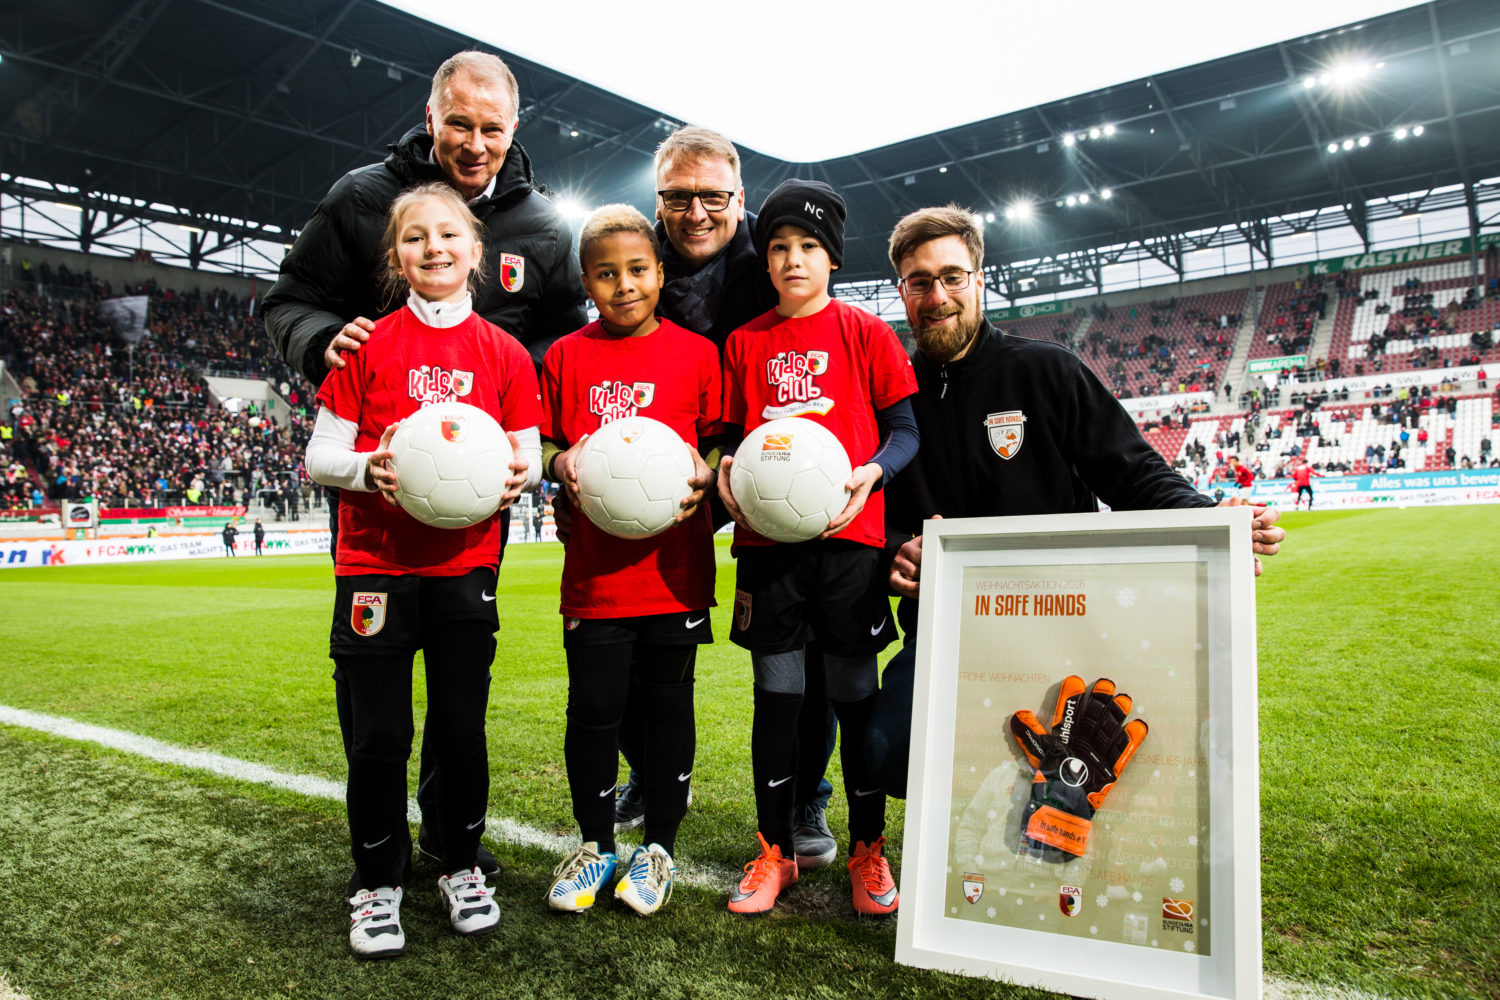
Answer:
[
  {"left": 547, "top": 842, "right": 618, "bottom": 912},
  {"left": 348, "top": 885, "right": 404, "bottom": 958},
  {"left": 437, "top": 867, "right": 500, "bottom": 936},
  {"left": 615, "top": 843, "right": 675, "bottom": 916}
]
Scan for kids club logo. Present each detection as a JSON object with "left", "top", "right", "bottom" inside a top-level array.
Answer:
[
  {"left": 351, "top": 592, "right": 387, "bottom": 637},
  {"left": 588, "top": 381, "right": 656, "bottom": 423},
  {"left": 500, "top": 252, "right": 525, "bottom": 293},
  {"left": 985, "top": 410, "right": 1027, "bottom": 460},
  {"left": 763, "top": 350, "right": 833, "bottom": 415},
  {"left": 408, "top": 365, "right": 473, "bottom": 405}
]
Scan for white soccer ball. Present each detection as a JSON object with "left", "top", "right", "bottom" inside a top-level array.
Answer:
[
  {"left": 575, "top": 416, "right": 695, "bottom": 539},
  {"left": 729, "top": 417, "right": 852, "bottom": 543},
  {"left": 388, "top": 402, "right": 512, "bottom": 529}
]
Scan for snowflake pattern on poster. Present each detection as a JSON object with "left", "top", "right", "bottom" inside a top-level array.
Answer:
[
  {"left": 1170, "top": 877, "right": 1186, "bottom": 893},
  {"left": 1115, "top": 586, "right": 1137, "bottom": 608}
]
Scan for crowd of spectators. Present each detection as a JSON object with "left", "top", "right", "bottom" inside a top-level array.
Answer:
[
  {"left": 1080, "top": 296, "right": 1230, "bottom": 397},
  {"left": 1262, "top": 275, "right": 1327, "bottom": 357},
  {"left": 0, "top": 277, "right": 315, "bottom": 514}
]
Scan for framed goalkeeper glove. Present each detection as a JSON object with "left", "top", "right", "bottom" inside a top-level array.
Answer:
[{"left": 1008, "top": 675, "right": 1148, "bottom": 859}]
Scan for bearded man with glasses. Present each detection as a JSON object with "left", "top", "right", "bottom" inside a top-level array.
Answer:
[{"left": 865, "top": 205, "right": 1286, "bottom": 797}]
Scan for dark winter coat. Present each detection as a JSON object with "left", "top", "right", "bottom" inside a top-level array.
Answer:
[{"left": 263, "top": 125, "right": 588, "bottom": 385}]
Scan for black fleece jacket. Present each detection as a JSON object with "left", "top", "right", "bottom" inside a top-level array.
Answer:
[{"left": 884, "top": 321, "right": 1212, "bottom": 634}]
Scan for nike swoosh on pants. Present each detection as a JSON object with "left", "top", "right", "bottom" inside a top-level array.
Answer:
[{"left": 362, "top": 835, "right": 391, "bottom": 849}]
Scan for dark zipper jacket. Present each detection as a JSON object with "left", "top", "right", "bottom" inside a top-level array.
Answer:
[
  {"left": 884, "top": 321, "right": 1213, "bottom": 635},
  {"left": 263, "top": 125, "right": 588, "bottom": 386}
]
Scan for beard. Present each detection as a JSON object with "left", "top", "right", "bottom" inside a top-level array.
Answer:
[{"left": 912, "top": 302, "right": 982, "bottom": 364}]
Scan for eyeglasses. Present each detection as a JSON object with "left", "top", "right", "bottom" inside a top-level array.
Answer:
[
  {"left": 657, "top": 189, "right": 735, "bottom": 213},
  {"left": 898, "top": 268, "right": 980, "bottom": 297}
]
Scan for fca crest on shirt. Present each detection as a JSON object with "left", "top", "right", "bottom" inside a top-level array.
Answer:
[
  {"left": 985, "top": 410, "right": 1027, "bottom": 460},
  {"left": 589, "top": 380, "right": 656, "bottom": 422},
  {"left": 762, "top": 349, "right": 834, "bottom": 419}
]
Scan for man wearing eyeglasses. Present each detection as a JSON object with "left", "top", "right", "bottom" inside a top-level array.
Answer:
[
  {"left": 597, "top": 127, "right": 840, "bottom": 873},
  {"left": 865, "top": 205, "right": 1286, "bottom": 796}
]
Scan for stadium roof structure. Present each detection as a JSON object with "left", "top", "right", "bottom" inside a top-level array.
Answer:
[{"left": 3, "top": 0, "right": 1500, "bottom": 296}]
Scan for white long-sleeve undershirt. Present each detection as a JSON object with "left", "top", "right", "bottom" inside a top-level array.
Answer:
[{"left": 305, "top": 407, "right": 541, "bottom": 493}]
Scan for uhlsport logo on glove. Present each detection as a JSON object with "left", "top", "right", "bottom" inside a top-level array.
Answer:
[{"left": 1009, "top": 675, "right": 1148, "bottom": 859}]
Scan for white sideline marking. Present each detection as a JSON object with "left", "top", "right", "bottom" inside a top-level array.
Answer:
[
  {"left": 0, "top": 972, "right": 32, "bottom": 1000},
  {"left": 0, "top": 704, "right": 740, "bottom": 890}
]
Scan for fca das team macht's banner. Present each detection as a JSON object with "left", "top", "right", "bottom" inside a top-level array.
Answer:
[
  {"left": 1209, "top": 468, "right": 1500, "bottom": 509},
  {"left": 0, "top": 530, "right": 331, "bottom": 567}
]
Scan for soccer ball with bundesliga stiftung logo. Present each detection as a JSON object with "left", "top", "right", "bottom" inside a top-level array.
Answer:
[
  {"left": 388, "top": 402, "right": 512, "bottom": 529},
  {"left": 729, "top": 417, "right": 852, "bottom": 543},
  {"left": 575, "top": 416, "right": 697, "bottom": 539}
]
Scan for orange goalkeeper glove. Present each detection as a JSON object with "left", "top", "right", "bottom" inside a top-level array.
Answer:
[{"left": 1009, "top": 675, "right": 1148, "bottom": 859}]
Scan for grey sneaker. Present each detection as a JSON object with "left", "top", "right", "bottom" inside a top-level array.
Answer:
[
  {"left": 614, "top": 780, "right": 646, "bottom": 832},
  {"left": 793, "top": 801, "right": 837, "bottom": 870}
]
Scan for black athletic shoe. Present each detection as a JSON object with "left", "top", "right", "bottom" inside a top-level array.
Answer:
[
  {"left": 417, "top": 821, "right": 499, "bottom": 876},
  {"left": 614, "top": 780, "right": 647, "bottom": 832}
]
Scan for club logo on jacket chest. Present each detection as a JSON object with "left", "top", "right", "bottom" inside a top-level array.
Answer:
[
  {"left": 500, "top": 253, "right": 525, "bottom": 293},
  {"left": 984, "top": 410, "right": 1027, "bottom": 460}
]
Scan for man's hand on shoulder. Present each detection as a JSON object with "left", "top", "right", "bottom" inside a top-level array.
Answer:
[{"left": 323, "top": 317, "right": 376, "bottom": 371}]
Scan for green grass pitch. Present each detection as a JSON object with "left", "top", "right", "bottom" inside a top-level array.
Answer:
[{"left": 0, "top": 506, "right": 1496, "bottom": 999}]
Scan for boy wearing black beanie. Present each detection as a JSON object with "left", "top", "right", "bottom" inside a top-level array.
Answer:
[{"left": 718, "top": 178, "right": 921, "bottom": 917}]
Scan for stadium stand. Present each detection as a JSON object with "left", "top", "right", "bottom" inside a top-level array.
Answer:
[
  {"left": 0, "top": 279, "right": 316, "bottom": 514},
  {"left": 1326, "top": 258, "right": 1500, "bottom": 374},
  {"left": 1076, "top": 288, "right": 1244, "bottom": 398}
]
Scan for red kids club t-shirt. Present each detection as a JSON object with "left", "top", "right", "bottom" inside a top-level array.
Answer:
[
  {"left": 722, "top": 297, "right": 917, "bottom": 549},
  {"left": 541, "top": 318, "right": 721, "bottom": 618},
  {"left": 316, "top": 306, "right": 543, "bottom": 576}
]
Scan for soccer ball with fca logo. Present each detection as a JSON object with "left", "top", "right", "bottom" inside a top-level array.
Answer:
[
  {"left": 575, "top": 416, "right": 696, "bottom": 539},
  {"left": 388, "top": 402, "right": 512, "bottom": 528}
]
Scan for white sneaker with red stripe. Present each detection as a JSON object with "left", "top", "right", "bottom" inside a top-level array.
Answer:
[
  {"left": 348, "top": 885, "right": 405, "bottom": 959},
  {"left": 438, "top": 867, "right": 500, "bottom": 936}
]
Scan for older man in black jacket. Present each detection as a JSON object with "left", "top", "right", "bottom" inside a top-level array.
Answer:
[{"left": 264, "top": 51, "right": 587, "bottom": 882}]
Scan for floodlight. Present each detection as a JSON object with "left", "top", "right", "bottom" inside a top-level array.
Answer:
[
  {"left": 1078, "top": 193, "right": 1090, "bottom": 204},
  {"left": 349, "top": 48, "right": 362, "bottom": 68},
  {"left": 1103, "top": 123, "right": 1116, "bottom": 136},
  {"left": 1100, "top": 188, "right": 1113, "bottom": 200},
  {"left": 1413, "top": 124, "right": 1425, "bottom": 136},
  {"left": 1062, "top": 133, "right": 1075, "bottom": 147},
  {"left": 1318, "top": 72, "right": 1331, "bottom": 85},
  {"left": 1342, "top": 139, "right": 1355, "bottom": 150},
  {"left": 1088, "top": 127, "right": 1102, "bottom": 140},
  {"left": 1302, "top": 75, "right": 1316, "bottom": 89},
  {"left": 984, "top": 212, "right": 996, "bottom": 223},
  {"left": 1327, "top": 142, "right": 1339, "bottom": 154},
  {"left": 1009, "top": 199, "right": 1034, "bottom": 221},
  {"left": 556, "top": 198, "right": 588, "bottom": 221},
  {"left": 1004, "top": 208, "right": 1015, "bottom": 220},
  {"left": 1066, "top": 195, "right": 1078, "bottom": 207},
  {"left": 1394, "top": 127, "right": 1409, "bottom": 140},
  {"left": 1358, "top": 135, "right": 1370, "bottom": 147},
  {"left": 939, "top": 166, "right": 948, "bottom": 173}
]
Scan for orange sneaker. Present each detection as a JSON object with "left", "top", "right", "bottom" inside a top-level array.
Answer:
[
  {"left": 848, "top": 837, "right": 899, "bottom": 916},
  {"left": 727, "top": 832, "right": 798, "bottom": 915}
]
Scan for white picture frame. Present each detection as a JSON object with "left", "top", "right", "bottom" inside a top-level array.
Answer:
[{"left": 895, "top": 508, "right": 1260, "bottom": 1000}]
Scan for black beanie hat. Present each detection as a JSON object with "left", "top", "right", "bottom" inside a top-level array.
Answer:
[{"left": 754, "top": 179, "right": 846, "bottom": 268}]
